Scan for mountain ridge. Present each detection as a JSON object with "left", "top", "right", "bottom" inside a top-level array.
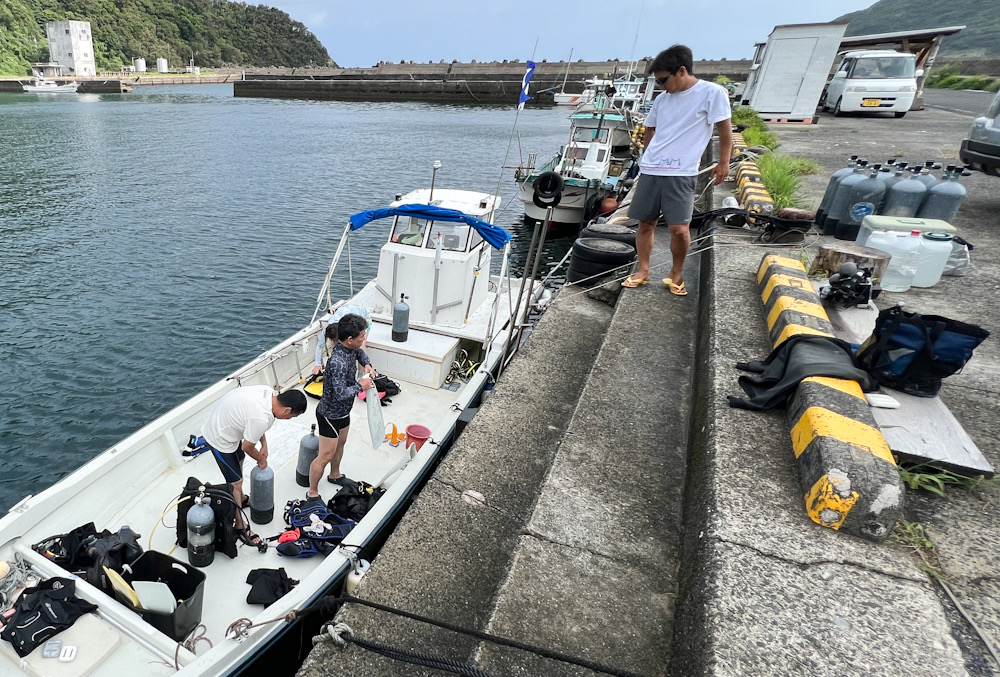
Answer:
[{"left": 836, "top": 0, "right": 999, "bottom": 56}]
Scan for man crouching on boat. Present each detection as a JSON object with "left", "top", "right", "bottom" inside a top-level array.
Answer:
[
  {"left": 201, "top": 387, "right": 308, "bottom": 548},
  {"left": 307, "top": 313, "right": 374, "bottom": 500}
]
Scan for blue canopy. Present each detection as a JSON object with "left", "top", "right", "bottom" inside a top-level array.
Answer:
[{"left": 348, "top": 203, "right": 512, "bottom": 250}]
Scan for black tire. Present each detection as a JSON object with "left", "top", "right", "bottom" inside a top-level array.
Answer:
[
  {"left": 534, "top": 171, "right": 564, "bottom": 200},
  {"left": 582, "top": 193, "right": 602, "bottom": 224},
  {"left": 532, "top": 190, "right": 560, "bottom": 209},
  {"left": 579, "top": 222, "right": 637, "bottom": 247},
  {"left": 833, "top": 98, "right": 844, "bottom": 117},
  {"left": 568, "top": 254, "right": 630, "bottom": 278},
  {"left": 571, "top": 237, "right": 636, "bottom": 265},
  {"left": 894, "top": 111, "right": 906, "bottom": 118}
]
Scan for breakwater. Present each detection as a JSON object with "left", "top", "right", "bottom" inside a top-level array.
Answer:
[{"left": 235, "top": 58, "right": 752, "bottom": 104}]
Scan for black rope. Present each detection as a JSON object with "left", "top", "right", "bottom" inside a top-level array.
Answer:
[
  {"left": 304, "top": 595, "right": 650, "bottom": 677},
  {"left": 339, "top": 628, "right": 494, "bottom": 677}
]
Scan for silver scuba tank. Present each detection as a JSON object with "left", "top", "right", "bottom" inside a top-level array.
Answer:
[
  {"left": 249, "top": 465, "right": 274, "bottom": 524},
  {"left": 916, "top": 165, "right": 969, "bottom": 222},
  {"left": 392, "top": 293, "right": 409, "bottom": 342},
  {"left": 187, "top": 491, "right": 215, "bottom": 568},
  {"left": 814, "top": 155, "right": 858, "bottom": 228},
  {"left": 882, "top": 167, "right": 928, "bottom": 217},
  {"left": 824, "top": 161, "right": 869, "bottom": 235},
  {"left": 296, "top": 423, "right": 320, "bottom": 487},
  {"left": 835, "top": 166, "right": 886, "bottom": 241}
]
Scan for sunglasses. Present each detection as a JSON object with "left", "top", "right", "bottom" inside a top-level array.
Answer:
[{"left": 655, "top": 73, "right": 674, "bottom": 85}]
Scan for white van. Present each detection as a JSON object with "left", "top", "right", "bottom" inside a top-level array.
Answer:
[{"left": 820, "top": 50, "right": 920, "bottom": 118}]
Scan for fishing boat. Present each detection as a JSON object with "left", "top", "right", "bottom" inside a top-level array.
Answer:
[
  {"left": 0, "top": 179, "right": 545, "bottom": 675},
  {"left": 22, "top": 79, "right": 79, "bottom": 93},
  {"left": 516, "top": 87, "right": 645, "bottom": 226}
]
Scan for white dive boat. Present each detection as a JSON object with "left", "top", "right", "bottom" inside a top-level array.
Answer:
[
  {"left": 22, "top": 79, "right": 79, "bottom": 93},
  {"left": 517, "top": 87, "right": 645, "bottom": 225},
  {"left": 0, "top": 185, "right": 544, "bottom": 675}
]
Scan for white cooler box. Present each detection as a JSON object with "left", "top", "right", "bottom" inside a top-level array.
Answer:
[
  {"left": 856, "top": 215, "right": 957, "bottom": 247},
  {"left": 365, "top": 322, "right": 459, "bottom": 388}
]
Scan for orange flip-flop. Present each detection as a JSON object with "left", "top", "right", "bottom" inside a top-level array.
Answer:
[
  {"left": 621, "top": 276, "right": 649, "bottom": 288},
  {"left": 663, "top": 278, "right": 688, "bottom": 296}
]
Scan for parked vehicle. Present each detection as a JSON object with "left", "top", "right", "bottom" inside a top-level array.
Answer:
[
  {"left": 959, "top": 89, "right": 1000, "bottom": 176},
  {"left": 820, "top": 50, "right": 920, "bottom": 118}
]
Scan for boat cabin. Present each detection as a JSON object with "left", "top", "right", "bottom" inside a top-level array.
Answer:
[{"left": 375, "top": 188, "right": 500, "bottom": 330}]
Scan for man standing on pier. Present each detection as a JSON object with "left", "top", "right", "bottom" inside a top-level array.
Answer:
[{"left": 621, "top": 44, "right": 732, "bottom": 295}]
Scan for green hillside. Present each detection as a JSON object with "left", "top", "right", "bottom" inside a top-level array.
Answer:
[
  {"left": 837, "top": 0, "right": 1000, "bottom": 56},
  {"left": 0, "top": 0, "right": 333, "bottom": 76}
]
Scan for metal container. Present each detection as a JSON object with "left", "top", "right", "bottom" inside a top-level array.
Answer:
[
  {"left": 834, "top": 168, "right": 886, "bottom": 241},
  {"left": 916, "top": 165, "right": 968, "bottom": 222},
  {"left": 814, "top": 155, "right": 858, "bottom": 228},
  {"left": 824, "top": 161, "right": 869, "bottom": 235}
]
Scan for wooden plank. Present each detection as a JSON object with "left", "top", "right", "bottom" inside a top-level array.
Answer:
[{"left": 812, "top": 281, "right": 994, "bottom": 478}]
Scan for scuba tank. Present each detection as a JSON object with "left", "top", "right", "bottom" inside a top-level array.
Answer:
[
  {"left": 916, "top": 165, "right": 970, "bottom": 222},
  {"left": 249, "top": 465, "right": 274, "bottom": 524},
  {"left": 913, "top": 161, "right": 941, "bottom": 190},
  {"left": 187, "top": 490, "right": 216, "bottom": 568},
  {"left": 824, "top": 160, "right": 869, "bottom": 236},
  {"left": 882, "top": 167, "right": 927, "bottom": 217},
  {"left": 296, "top": 424, "right": 320, "bottom": 487},
  {"left": 835, "top": 165, "right": 886, "bottom": 241},
  {"left": 814, "top": 155, "right": 858, "bottom": 228},
  {"left": 392, "top": 293, "right": 409, "bottom": 342}
]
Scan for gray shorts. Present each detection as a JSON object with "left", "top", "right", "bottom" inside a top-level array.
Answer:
[{"left": 626, "top": 174, "right": 697, "bottom": 225}]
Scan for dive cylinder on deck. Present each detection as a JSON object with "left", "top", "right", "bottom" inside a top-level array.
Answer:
[
  {"left": 814, "top": 155, "right": 858, "bottom": 228},
  {"left": 249, "top": 465, "right": 274, "bottom": 524},
  {"left": 296, "top": 424, "right": 320, "bottom": 487},
  {"left": 187, "top": 491, "right": 215, "bottom": 568},
  {"left": 392, "top": 293, "right": 409, "bottom": 342}
]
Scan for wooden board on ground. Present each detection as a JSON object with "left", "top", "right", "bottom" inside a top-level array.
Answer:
[{"left": 814, "top": 282, "right": 994, "bottom": 478}]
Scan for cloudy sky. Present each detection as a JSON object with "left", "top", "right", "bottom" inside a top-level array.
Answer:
[{"left": 266, "top": 0, "right": 879, "bottom": 68}]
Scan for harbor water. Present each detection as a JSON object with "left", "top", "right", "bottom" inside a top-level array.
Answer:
[{"left": 0, "top": 84, "right": 572, "bottom": 511}]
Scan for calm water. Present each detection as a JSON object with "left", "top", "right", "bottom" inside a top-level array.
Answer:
[{"left": 0, "top": 84, "right": 571, "bottom": 510}]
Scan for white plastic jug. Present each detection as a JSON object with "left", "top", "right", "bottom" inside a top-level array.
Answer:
[
  {"left": 911, "top": 232, "right": 953, "bottom": 288},
  {"left": 868, "top": 230, "right": 922, "bottom": 292}
]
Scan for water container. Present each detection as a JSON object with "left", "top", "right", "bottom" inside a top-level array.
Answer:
[
  {"left": 870, "top": 230, "right": 922, "bottom": 292},
  {"left": 916, "top": 165, "right": 968, "bottom": 222},
  {"left": 814, "top": 155, "right": 858, "bottom": 228},
  {"left": 835, "top": 167, "right": 886, "bottom": 241},
  {"left": 296, "top": 424, "right": 320, "bottom": 487},
  {"left": 186, "top": 494, "right": 215, "bottom": 568},
  {"left": 911, "top": 232, "right": 953, "bottom": 288},
  {"left": 881, "top": 168, "right": 927, "bottom": 217},
  {"left": 824, "top": 161, "right": 869, "bottom": 235},
  {"left": 392, "top": 294, "right": 409, "bottom": 342},
  {"left": 855, "top": 215, "right": 956, "bottom": 247},
  {"left": 249, "top": 465, "right": 274, "bottom": 524}
]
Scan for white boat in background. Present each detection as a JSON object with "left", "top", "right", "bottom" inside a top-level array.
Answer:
[
  {"left": 517, "top": 85, "right": 645, "bottom": 225},
  {"left": 0, "top": 176, "right": 546, "bottom": 675},
  {"left": 22, "top": 78, "right": 79, "bottom": 93}
]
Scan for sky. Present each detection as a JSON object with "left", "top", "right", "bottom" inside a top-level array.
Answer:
[{"left": 266, "top": 0, "right": 880, "bottom": 68}]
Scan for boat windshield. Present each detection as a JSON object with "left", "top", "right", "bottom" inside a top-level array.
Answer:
[
  {"left": 391, "top": 216, "right": 427, "bottom": 246},
  {"left": 426, "top": 223, "right": 472, "bottom": 252},
  {"left": 572, "top": 128, "right": 609, "bottom": 143}
]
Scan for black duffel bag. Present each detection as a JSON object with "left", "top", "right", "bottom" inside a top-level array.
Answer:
[{"left": 856, "top": 305, "right": 990, "bottom": 397}]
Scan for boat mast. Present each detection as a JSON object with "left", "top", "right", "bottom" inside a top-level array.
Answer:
[{"left": 559, "top": 48, "right": 573, "bottom": 94}]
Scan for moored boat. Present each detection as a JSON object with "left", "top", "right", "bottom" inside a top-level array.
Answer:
[
  {"left": 0, "top": 180, "right": 544, "bottom": 675},
  {"left": 22, "top": 79, "right": 80, "bottom": 93}
]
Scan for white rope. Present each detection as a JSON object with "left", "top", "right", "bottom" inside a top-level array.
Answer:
[{"left": 313, "top": 621, "right": 352, "bottom": 648}]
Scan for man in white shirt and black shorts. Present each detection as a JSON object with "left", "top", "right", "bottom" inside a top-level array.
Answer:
[{"left": 621, "top": 44, "right": 732, "bottom": 296}]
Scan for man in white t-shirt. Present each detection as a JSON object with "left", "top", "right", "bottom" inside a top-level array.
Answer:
[
  {"left": 201, "top": 386, "right": 307, "bottom": 548},
  {"left": 622, "top": 45, "right": 732, "bottom": 296}
]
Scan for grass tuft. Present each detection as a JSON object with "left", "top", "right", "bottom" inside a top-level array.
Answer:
[
  {"left": 898, "top": 462, "right": 987, "bottom": 496},
  {"left": 755, "top": 153, "right": 818, "bottom": 210}
]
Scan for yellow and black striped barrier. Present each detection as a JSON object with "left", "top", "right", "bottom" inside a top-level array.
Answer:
[{"left": 757, "top": 254, "right": 903, "bottom": 541}]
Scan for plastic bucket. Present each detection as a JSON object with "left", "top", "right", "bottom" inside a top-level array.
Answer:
[{"left": 405, "top": 424, "right": 431, "bottom": 451}]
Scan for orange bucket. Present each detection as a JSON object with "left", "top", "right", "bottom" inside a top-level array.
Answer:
[{"left": 404, "top": 424, "right": 432, "bottom": 451}]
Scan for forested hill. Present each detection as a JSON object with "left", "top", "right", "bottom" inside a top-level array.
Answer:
[
  {"left": 0, "top": 0, "right": 334, "bottom": 75},
  {"left": 836, "top": 0, "right": 1000, "bottom": 56}
]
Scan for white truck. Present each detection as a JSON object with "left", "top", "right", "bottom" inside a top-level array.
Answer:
[{"left": 820, "top": 50, "right": 921, "bottom": 118}]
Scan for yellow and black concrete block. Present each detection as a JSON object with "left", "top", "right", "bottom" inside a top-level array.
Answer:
[{"left": 756, "top": 254, "right": 903, "bottom": 541}]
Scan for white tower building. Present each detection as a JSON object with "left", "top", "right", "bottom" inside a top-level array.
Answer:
[{"left": 46, "top": 21, "right": 97, "bottom": 77}]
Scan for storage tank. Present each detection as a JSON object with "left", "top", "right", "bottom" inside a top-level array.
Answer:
[
  {"left": 157, "top": 57, "right": 168, "bottom": 73},
  {"left": 135, "top": 58, "right": 147, "bottom": 73}
]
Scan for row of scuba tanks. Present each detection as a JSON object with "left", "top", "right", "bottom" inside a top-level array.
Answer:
[{"left": 815, "top": 156, "right": 970, "bottom": 241}]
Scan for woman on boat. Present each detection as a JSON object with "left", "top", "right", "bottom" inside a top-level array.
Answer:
[{"left": 307, "top": 314, "right": 374, "bottom": 500}]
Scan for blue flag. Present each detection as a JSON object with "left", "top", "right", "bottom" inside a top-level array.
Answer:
[{"left": 518, "top": 60, "right": 536, "bottom": 110}]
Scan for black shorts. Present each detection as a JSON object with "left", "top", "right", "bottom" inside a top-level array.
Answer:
[
  {"left": 317, "top": 412, "right": 350, "bottom": 439},
  {"left": 212, "top": 445, "right": 245, "bottom": 483}
]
